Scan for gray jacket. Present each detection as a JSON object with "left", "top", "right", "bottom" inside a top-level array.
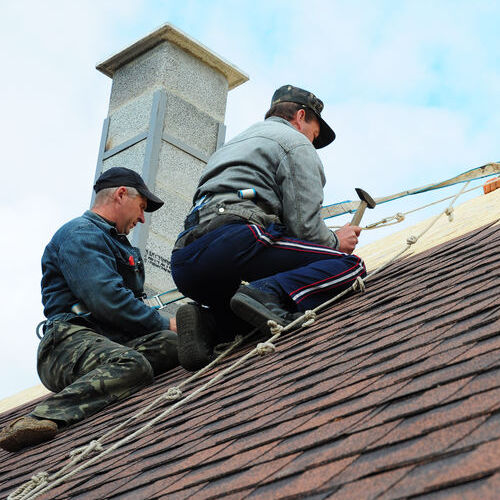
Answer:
[{"left": 176, "top": 116, "right": 338, "bottom": 249}]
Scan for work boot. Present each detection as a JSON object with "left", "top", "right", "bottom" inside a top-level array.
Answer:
[
  {"left": 0, "top": 416, "right": 58, "bottom": 452},
  {"left": 176, "top": 303, "right": 216, "bottom": 372},
  {"left": 230, "top": 284, "right": 301, "bottom": 336}
]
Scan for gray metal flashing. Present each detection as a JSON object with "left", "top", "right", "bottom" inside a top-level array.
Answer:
[
  {"left": 91, "top": 117, "right": 111, "bottom": 208},
  {"left": 131, "top": 89, "right": 168, "bottom": 250},
  {"left": 96, "top": 23, "right": 248, "bottom": 90},
  {"left": 216, "top": 122, "right": 226, "bottom": 150},
  {"left": 102, "top": 131, "right": 148, "bottom": 161},
  {"left": 161, "top": 132, "right": 210, "bottom": 164}
]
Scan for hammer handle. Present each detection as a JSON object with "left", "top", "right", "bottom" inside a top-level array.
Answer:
[{"left": 350, "top": 202, "right": 367, "bottom": 226}]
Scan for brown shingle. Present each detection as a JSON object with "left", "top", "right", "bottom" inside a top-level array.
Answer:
[{"left": 1, "top": 222, "right": 499, "bottom": 499}]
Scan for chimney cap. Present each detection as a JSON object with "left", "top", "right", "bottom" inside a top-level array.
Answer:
[{"left": 96, "top": 23, "right": 248, "bottom": 90}]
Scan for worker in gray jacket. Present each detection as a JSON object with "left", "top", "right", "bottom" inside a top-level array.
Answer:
[{"left": 172, "top": 85, "right": 365, "bottom": 371}]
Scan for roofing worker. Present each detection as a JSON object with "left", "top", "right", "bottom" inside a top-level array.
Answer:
[
  {"left": 172, "top": 85, "right": 366, "bottom": 371},
  {"left": 0, "top": 167, "right": 179, "bottom": 452}
]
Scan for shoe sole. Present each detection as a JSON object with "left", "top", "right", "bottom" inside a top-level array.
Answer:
[
  {"left": 0, "top": 421, "right": 57, "bottom": 452},
  {"left": 230, "top": 292, "right": 287, "bottom": 336},
  {"left": 176, "top": 304, "right": 213, "bottom": 372}
]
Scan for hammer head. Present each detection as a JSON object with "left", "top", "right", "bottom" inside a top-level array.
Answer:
[{"left": 355, "top": 188, "right": 376, "bottom": 208}]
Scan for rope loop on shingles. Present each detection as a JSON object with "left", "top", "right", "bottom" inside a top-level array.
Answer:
[
  {"left": 8, "top": 472, "right": 49, "bottom": 500},
  {"left": 162, "top": 387, "right": 183, "bottom": 401},
  {"left": 69, "top": 440, "right": 104, "bottom": 460},
  {"left": 301, "top": 310, "right": 317, "bottom": 327},
  {"left": 268, "top": 320, "right": 284, "bottom": 336},
  {"left": 352, "top": 276, "right": 366, "bottom": 293},
  {"left": 9, "top": 182, "right": 473, "bottom": 500},
  {"left": 256, "top": 342, "right": 276, "bottom": 356}
]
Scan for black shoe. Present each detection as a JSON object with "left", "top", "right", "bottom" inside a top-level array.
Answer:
[
  {"left": 230, "top": 285, "right": 301, "bottom": 336},
  {"left": 176, "top": 303, "right": 216, "bottom": 372}
]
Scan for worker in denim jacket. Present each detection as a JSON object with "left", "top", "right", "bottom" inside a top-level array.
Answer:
[
  {"left": 172, "top": 85, "right": 366, "bottom": 372},
  {"left": 0, "top": 167, "right": 179, "bottom": 452}
]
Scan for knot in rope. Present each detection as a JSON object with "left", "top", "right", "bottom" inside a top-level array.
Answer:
[
  {"left": 69, "top": 439, "right": 104, "bottom": 460},
  {"left": 395, "top": 212, "right": 405, "bottom": 222},
  {"left": 352, "top": 276, "right": 366, "bottom": 293},
  {"left": 445, "top": 207, "right": 454, "bottom": 222},
  {"left": 301, "top": 310, "right": 317, "bottom": 327},
  {"left": 256, "top": 341, "right": 276, "bottom": 356},
  {"left": 8, "top": 471, "right": 49, "bottom": 499},
  {"left": 407, "top": 235, "right": 418, "bottom": 245},
  {"left": 164, "top": 387, "right": 183, "bottom": 401},
  {"left": 268, "top": 320, "right": 283, "bottom": 336}
]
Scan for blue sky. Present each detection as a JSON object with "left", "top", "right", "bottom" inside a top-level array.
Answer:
[{"left": 0, "top": 0, "right": 498, "bottom": 399}]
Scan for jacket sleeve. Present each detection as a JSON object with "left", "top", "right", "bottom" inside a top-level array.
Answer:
[
  {"left": 57, "top": 225, "right": 169, "bottom": 336},
  {"left": 276, "top": 144, "right": 339, "bottom": 248}
]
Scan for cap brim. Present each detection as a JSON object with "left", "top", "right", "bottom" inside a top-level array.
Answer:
[
  {"left": 137, "top": 186, "right": 164, "bottom": 212},
  {"left": 313, "top": 115, "right": 335, "bottom": 149}
]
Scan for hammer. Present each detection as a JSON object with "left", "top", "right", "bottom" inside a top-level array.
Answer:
[{"left": 350, "top": 188, "right": 376, "bottom": 226}]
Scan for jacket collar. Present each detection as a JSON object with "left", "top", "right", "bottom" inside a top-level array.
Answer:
[
  {"left": 82, "top": 210, "right": 118, "bottom": 234},
  {"left": 266, "top": 116, "right": 296, "bottom": 130}
]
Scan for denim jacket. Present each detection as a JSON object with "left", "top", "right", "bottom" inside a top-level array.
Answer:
[
  {"left": 179, "top": 117, "right": 338, "bottom": 249},
  {"left": 41, "top": 211, "right": 169, "bottom": 338}
]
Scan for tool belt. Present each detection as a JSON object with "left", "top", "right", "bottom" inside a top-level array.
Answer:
[{"left": 174, "top": 192, "right": 281, "bottom": 250}]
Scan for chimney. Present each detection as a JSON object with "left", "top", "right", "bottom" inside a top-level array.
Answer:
[{"left": 94, "top": 23, "right": 248, "bottom": 294}]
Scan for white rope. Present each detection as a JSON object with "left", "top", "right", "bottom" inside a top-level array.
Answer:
[
  {"left": 366, "top": 181, "right": 470, "bottom": 280},
  {"left": 256, "top": 342, "right": 276, "bottom": 356},
  {"left": 352, "top": 276, "right": 366, "bottom": 293},
  {"left": 162, "top": 387, "right": 183, "bottom": 401},
  {"left": 268, "top": 320, "right": 284, "bottom": 336},
  {"left": 300, "top": 310, "right": 317, "bottom": 327},
  {"left": 9, "top": 182, "right": 473, "bottom": 500},
  {"left": 69, "top": 440, "right": 104, "bottom": 460},
  {"left": 8, "top": 473, "right": 48, "bottom": 500}
]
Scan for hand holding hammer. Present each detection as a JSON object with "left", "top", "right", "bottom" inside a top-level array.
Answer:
[
  {"left": 334, "top": 188, "right": 376, "bottom": 254},
  {"left": 351, "top": 188, "right": 377, "bottom": 226}
]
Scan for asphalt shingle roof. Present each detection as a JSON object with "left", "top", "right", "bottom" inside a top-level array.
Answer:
[{"left": 1, "top": 220, "right": 499, "bottom": 499}]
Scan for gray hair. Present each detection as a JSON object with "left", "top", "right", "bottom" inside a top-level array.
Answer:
[{"left": 92, "top": 186, "right": 141, "bottom": 207}]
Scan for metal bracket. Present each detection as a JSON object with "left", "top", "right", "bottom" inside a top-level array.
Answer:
[
  {"left": 161, "top": 132, "right": 209, "bottom": 163},
  {"left": 131, "top": 89, "right": 168, "bottom": 250},
  {"left": 91, "top": 117, "right": 110, "bottom": 208},
  {"left": 216, "top": 122, "right": 226, "bottom": 150}
]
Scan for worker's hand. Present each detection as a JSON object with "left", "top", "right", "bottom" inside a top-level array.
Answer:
[
  {"left": 335, "top": 223, "right": 362, "bottom": 254},
  {"left": 169, "top": 316, "right": 177, "bottom": 333},
  {"left": 159, "top": 309, "right": 177, "bottom": 332}
]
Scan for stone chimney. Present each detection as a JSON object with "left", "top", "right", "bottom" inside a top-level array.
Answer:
[{"left": 94, "top": 24, "right": 248, "bottom": 297}]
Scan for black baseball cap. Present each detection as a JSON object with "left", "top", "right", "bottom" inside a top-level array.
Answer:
[
  {"left": 271, "top": 84, "right": 335, "bottom": 149},
  {"left": 94, "top": 167, "right": 164, "bottom": 212}
]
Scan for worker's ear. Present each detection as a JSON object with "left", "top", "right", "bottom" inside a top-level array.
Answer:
[
  {"left": 114, "top": 186, "right": 128, "bottom": 204},
  {"left": 296, "top": 108, "right": 306, "bottom": 122},
  {"left": 290, "top": 108, "right": 306, "bottom": 131}
]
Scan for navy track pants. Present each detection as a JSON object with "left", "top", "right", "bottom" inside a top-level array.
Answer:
[{"left": 171, "top": 223, "right": 366, "bottom": 338}]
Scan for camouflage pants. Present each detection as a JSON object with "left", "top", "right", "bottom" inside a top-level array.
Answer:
[{"left": 31, "top": 321, "right": 179, "bottom": 426}]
